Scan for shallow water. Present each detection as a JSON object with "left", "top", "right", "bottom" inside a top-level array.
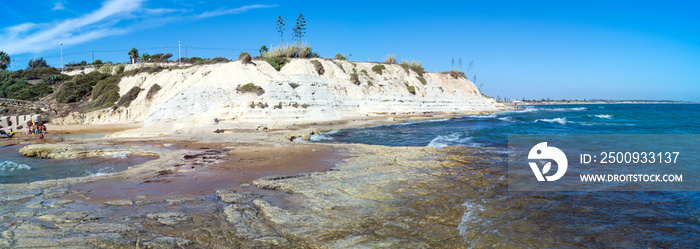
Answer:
[
  {"left": 0, "top": 145, "right": 156, "bottom": 184},
  {"left": 316, "top": 104, "right": 700, "bottom": 247}
]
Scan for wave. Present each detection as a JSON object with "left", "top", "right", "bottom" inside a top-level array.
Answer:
[
  {"left": 535, "top": 117, "right": 567, "bottom": 125},
  {"left": 0, "top": 161, "right": 31, "bottom": 174},
  {"left": 518, "top": 106, "right": 587, "bottom": 113},
  {"left": 471, "top": 114, "right": 497, "bottom": 118},
  {"left": 592, "top": 114, "right": 613, "bottom": 119},
  {"left": 497, "top": 117, "right": 515, "bottom": 122},
  {"left": 427, "top": 132, "right": 472, "bottom": 148}
]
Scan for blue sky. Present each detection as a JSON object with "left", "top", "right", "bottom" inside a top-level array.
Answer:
[{"left": 1, "top": 0, "right": 698, "bottom": 101}]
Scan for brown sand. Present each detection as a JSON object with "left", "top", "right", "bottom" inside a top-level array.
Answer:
[{"left": 70, "top": 143, "right": 350, "bottom": 204}]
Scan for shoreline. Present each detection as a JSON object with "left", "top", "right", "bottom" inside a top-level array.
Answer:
[{"left": 0, "top": 110, "right": 499, "bottom": 247}]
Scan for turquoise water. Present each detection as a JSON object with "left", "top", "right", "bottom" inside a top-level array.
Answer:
[
  {"left": 319, "top": 104, "right": 700, "bottom": 146},
  {"left": 318, "top": 104, "right": 700, "bottom": 247},
  {"left": 0, "top": 145, "right": 156, "bottom": 184}
]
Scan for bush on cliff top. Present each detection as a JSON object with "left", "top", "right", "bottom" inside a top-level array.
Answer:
[
  {"left": 238, "top": 52, "right": 252, "bottom": 64},
  {"left": 371, "top": 64, "right": 385, "bottom": 75},
  {"left": 263, "top": 57, "right": 290, "bottom": 71},
  {"left": 441, "top": 70, "right": 466, "bottom": 79}
]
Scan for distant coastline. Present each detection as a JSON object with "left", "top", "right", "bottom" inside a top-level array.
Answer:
[{"left": 511, "top": 100, "right": 697, "bottom": 105}]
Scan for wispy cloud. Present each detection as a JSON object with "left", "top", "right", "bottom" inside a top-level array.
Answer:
[
  {"left": 0, "top": 1, "right": 277, "bottom": 56},
  {"left": 0, "top": 0, "right": 145, "bottom": 55},
  {"left": 197, "top": 4, "right": 277, "bottom": 19},
  {"left": 52, "top": 1, "right": 66, "bottom": 11}
]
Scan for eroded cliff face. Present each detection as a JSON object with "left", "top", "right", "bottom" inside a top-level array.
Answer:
[{"left": 61, "top": 59, "right": 499, "bottom": 126}]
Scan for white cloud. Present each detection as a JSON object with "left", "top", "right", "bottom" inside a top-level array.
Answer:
[
  {"left": 0, "top": 1, "right": 277, "bottom": 56},
  {"left": 0, "top": 0, "right": 145, "bottom": 55},
  {"left": 53, "top": 1, "right": 66, "bottom": 11},
  {"left": 197, "top": 4, "right": 277, "bottom": 19}
]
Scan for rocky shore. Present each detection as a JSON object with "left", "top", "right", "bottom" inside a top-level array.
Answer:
[{"left": 0, "top": 122, "right": 500, "bottom": 248}]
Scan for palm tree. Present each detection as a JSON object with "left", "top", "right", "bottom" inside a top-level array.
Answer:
[
  {"left": 128, "top": 48, "right": 139, "bottom": 64},
  {"left": 0, "top": 51, "right": 9, "bottom": 70},
  {"left": 259, "top": 45, "right": 268, "bottom": 57}
]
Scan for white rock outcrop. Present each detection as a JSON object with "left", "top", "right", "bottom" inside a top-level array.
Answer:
[{"left": 71, "top": 59, "right": 499, "bottom": 126}]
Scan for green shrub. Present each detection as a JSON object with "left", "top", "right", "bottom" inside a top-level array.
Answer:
[
  {"left": 122, "top": 66, "right": 165, "bottom": 77},
  {"left": 441, "top": 70, "right": 466, "bottom": 79},
  {"left": 289, "top": 83, "right": 300, "bottom": 89},
  {"left": 87, "top": 75, "right": 121, "bottom": 110},
  {"left": 334, "top": 53, "right": 346, "bottom": 60},
  {"left": 409, "top": 61, "right": 425, "bottom": 77},
  {"left": 237, "top": 83, "right": 265, "bottom": 96},
  {"left": 360, "top": 69, "right": 368, "bottom": 75},
  {"left": 146, "top": 84, "right": 161, "bottom": 100},
  {"left": 43, "top": 74, "right": 71, "bottom": 85},
  {"left": 310, "top": 60, "right": 324, "bottom": 75},
  {"left": 371, "top": 64, "right": 385, "bottom": 75},
  {"left": 263, "top": 57, "right": 290, "bottom": 71},
  {"left": 350, "top": 73, "right": 360, "bottom": 85},
  {"left": 399, "top": 61, "right": 410, "bottom": 74},
  {"left": 238, "top": 52, "right": 252, "bottom": 64},
  {"left": 0, "top": 77, "right": 53, "bottom": 100},
  {"left": 117, "top": 86, "right": 141, "bottom": 107},
  {"left": 404, "top": 82, "right": 416, "bottom": 95},
  {"left": 55, "top": 71, "right": 111, "bottom": 103},
  {"left": 115, "top": 64, "right": 125, "bottom": 74},
  {"left": 10, "top": 67, "right": 60, "bottom": 80},
  {"left": 416, "top": 76, "right": 427, "bottom": 85}
]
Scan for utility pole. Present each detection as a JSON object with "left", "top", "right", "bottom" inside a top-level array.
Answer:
[
  {"left": 92, "top": 50, "right": 94, "bottom": 63},
  {"left": 60, "top": 43, "right": 63, "bottom": 73},
  {"left": 165, "top": 45, "right": 168, "bottom": 54},
  {"left": 178, "top": 41, "right": 181, "bottom": 66},
  {"left": 185, "top": 46, "right": 187, "bottom": 58}
]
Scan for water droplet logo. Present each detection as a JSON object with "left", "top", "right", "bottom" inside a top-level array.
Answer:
[{"left": 528, "top": 142, "right": 567, "bottom": 181}]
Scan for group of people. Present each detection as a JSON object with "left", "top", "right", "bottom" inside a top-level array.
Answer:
[{"left": 27, "top": 124, "right": 47, "bottom": 138}]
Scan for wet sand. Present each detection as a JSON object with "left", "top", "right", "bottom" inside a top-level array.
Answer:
[{"left": 70, "top": 143, "right": 350, "bottom": 204}]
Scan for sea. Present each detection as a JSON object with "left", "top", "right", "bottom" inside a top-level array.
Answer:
[{"left": 315, "top": 104, "right": 700, "bottom": 247}]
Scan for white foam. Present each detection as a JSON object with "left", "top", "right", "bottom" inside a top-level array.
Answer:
[
  {"left": 309, "top": 134, "right": 333, "bottom": 141},
  {"left": 520, "top": 106, "right": 587, "bottom": 113},
  {"left": 457, "top": 200, "right": 487, "bottom": 244},
  {"left": 593, "top": 114, "right": 612, "bottom": 119},
  {"left": 427, "top": 132, "right": 472, "bottom": 148},
  {"left": 90, "top": 167, "right": 114, "bottom": 177},
  {"left": 109, "top": 152, "right": 129, "bottom": 159},
  {"left": 0, "top": 161, "right": 31, "bottom": 174},
  {"left": 535, "top": 117, "right": 567, "bottom": 125},
  {"left": 497, "top": 117, "right": 515, "bottom": 122},
  {"left": 471, "top": 114, "right": 497, "bottom": 118}
]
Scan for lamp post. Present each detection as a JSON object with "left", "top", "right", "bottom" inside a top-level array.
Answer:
[
  {"left": 178, "top": 41, "right": 181, "bottom": 66},
  {"left": 60, "top": 43, "right": 63, "bottom": 73}
]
